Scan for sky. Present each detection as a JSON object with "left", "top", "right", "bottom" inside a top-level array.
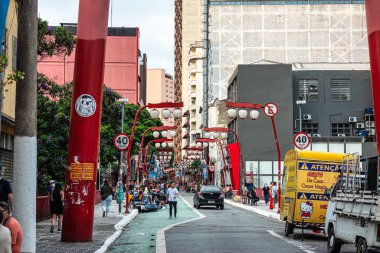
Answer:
[{"left": 38, "top": 0, "right": 175, "bottom": 75}]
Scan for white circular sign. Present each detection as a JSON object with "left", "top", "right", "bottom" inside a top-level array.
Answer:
[
  {"left": 113, "top": 133, "right": 130, "bottom": 151},
  {"left": 75, "top": 94, "right": 96, "bottom": 117},
  {"left": 264, "top": 103, "right": 278, "bottom": 117},
  {"left": 293, "top": 132, "right": 310, "bottom": 150}
]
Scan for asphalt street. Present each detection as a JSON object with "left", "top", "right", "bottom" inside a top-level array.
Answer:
[{"left": 165, "top": 193, "right": 357, "bottom": 253}]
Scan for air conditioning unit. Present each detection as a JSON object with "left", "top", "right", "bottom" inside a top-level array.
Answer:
[
  {"left": 303, "top": 114, "right": 312, "bottom": 120},
  {"left": 312, "top": 134, "right": 321, "bottom": 137},
  {"left": 365, "top": 121, "right": 375, "bottom": 128},
  {"left": 348, "top": 117, "right": 357, "bottom": 123},
  {"left": 369, "top": 129, "right": 376, "bottom": 136},
  {"left": 356, "top": 123, "right": 365, "bottom": 129},
  {"left": 337, "top": 134, "right": 346, "bottom": 137}
]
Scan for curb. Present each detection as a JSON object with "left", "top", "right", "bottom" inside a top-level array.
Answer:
[
  {"left": 225, "top": 199, "right": 281, "bottom": 221},
  {"left": 156, "top": 195, "right": 205, "bottom": 253},
  {"left": 95, "top": 209, "right": 139, "bottom": 253}
]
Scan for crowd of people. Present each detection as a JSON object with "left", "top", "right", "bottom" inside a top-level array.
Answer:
[{"left": 0, "top": 176, "right": 23, "bottom": 253}]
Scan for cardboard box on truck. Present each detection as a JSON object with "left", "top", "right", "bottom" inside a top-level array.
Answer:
[{"left": 280, "top": 150, "right": 346, "bottom": 237}]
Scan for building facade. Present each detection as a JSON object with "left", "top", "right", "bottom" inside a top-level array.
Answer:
[
  {"left": 0, "top": 0, "right": 18, "bottom": 184},
  {"left": 38, "top": 26, "right": 146, "bottom": 105},
  {"left": 224, "top": 64, "right": 375, "bottom": 188},
  {"left": 146, "top": 69, "right": 175, "bottom": 125}
]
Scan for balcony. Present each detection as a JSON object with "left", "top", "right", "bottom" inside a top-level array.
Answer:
[
  {"left": 190, "top": 92, "right": 197, "bottom": 98},
  {"left": 190, "top": 80, "right": 196, "bottom": 87},
  {"left": 190, "top": 68, "right": 197, "bottom": 75},
  {"left": 190, "top": 105, "right": 197, "bottom": 111}
]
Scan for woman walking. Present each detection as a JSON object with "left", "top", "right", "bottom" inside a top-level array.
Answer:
[
  {"left": 101, "top": 179, "right": 114, "bottom": 217},
  {"left": 263, "top": 183, "right": 270, "bottom": 205},
  {"left": 50, "top": 183, "right": 64, "bottom": 232}
]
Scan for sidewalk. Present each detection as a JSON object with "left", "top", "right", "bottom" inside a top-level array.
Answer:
[
  {"left": 225, "top": 199, "right": 281, "bottom": 220},
  {"left": 36, "top": 200, "right": 138, "bottom": 253}
]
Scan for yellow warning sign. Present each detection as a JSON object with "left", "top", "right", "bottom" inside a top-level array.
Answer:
[
  {"left": 299, "top": 193, "right": 307, "bottom": 199},
  {"left": 301, "top": 163, "right": 308, "bottom": 170}
]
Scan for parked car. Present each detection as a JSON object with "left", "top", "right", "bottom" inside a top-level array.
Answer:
[{"left": 193, "top": 185, "right": 224, "bottom": 209}]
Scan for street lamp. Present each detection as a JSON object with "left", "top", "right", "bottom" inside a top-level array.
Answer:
[
  {"left": 296, "top": 99, "right": 307, "bottom": 132},
  {"left": 225, "top": 100, "right": 281, "bottom": 212},
  {"left": 127, "top": 102, "right": 183, "bottom": 185}
]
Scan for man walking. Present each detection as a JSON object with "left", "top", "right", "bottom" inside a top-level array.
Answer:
[{"left": 167, "top": 182, "right": 179, "bottom": 219}]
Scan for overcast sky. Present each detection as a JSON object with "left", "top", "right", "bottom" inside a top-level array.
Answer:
[{"left": 38, "top": 0, "right": 175, "bottom": 75}]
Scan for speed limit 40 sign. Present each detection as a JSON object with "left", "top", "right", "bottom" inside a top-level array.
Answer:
[
  {"left": 293, "top": 132, "right": 310, "bottom": 150},
  {"left": 113, "top": 133, "right": 130, "bottom": 151}
]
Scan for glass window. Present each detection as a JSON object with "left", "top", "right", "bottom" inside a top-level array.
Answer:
[
  {"left": 273, "top": 161, "right": 284, "bottom": 175},
  {"left": 259, "top": 161, "right": 272, "bottom": 175},
  {"left": 245, "top": 161, "right": 259, "bottom": 175},
  {"left": 330, "top": 79, "right": 351, "bottom": 101},
  {"left": 259, "top": 176, "right": 273, "bottom": 188},
  {"left": 331, "top": 123, "right": 351, "bottom": 136},
  {"left": 345, "top": 142, "right": 362, "bottom": 155},
  {"left": 329, "top": 143, "right": 344, "bottom": 153},
  {"left": 302, "top": 123, "right": 319, "bottom": 135},
  {"left": 299, "top": 79, "right": 319, "bottom": 101},
  {"left": 12, "top": 36, "right": 17, "bottom": 71}
]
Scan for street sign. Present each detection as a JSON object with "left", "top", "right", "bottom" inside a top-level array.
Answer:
[
  {"left": 113, "top": 133, "right": 130, "bottom": 151},
  {"left": 209, "top": 165, "right": 215, "bottom": 172},
  {"left": 293, "top": 132, "right": 310, "bottom": 150},
  {"left": 264, "top": 103, "right": 278, "bottom": 117}
]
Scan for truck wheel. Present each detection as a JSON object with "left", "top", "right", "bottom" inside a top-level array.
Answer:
[
  {"left": 356, "top": 237, "right": 368, "bottom": 253},
  {"left": 327, "top": 227, "right": 342, "bottom": 253},
  {"left": 285, "top": 221, "right": 294, "bottom": 237}
]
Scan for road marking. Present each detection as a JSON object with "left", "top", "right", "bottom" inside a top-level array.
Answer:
[
  {"left": 156, "top": 195, "right": 206, "bottom": 253},
  {"left": 267, "top": 230, "right": 316, "bottom": 253},
  {"left": 95, "top": 209, "right": 138, "bottom": 253}
]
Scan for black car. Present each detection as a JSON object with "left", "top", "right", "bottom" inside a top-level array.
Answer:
[{"left": 193, "top": 185, "right": 224, "bottom": 209}]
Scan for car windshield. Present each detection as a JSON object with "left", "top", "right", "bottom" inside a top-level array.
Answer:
[{"left": 201, "top": 186, "right": 220, "bottom": 192}]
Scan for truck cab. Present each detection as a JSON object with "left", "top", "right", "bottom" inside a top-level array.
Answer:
[{"left": 325, "top": 154, "right": 380, "bottom": 253}]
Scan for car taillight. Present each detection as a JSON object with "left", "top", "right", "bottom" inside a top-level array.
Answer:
[
  {"left": 198, "top": 192, "right": 204, "bottom": 199},
  {"left": 377, "top": 224, "right": 380, "bottom": 241}
]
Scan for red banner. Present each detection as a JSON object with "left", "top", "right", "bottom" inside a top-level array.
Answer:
[{"left": 227, "top": 143, "right": 241, "bottom": 195}]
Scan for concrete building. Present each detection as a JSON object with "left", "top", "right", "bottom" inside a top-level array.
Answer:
[
  {"left": 208, "top": 0, "right": 368, "bottom": 100},
  {"left": 221, "top": 63, "right": 375, "bottom": 188},
  {"left": 38, "top": 25, "right": 146, "bottom": 105},
  {"left": 146, "top": 69, "right": 175, "bottom": 125},
  {"left": 0, "top": 0, "right": 18, "bottom": 184}
]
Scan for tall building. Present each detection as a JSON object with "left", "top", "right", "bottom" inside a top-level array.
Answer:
[
  {"left": 0, "top": 0, "right": 18, "bottom": 184},
  {"left": 146, "top": 69, "right": 175, "bottom": 125},
  {"left": 38, "top": 25, "right": 146, "bottom": 105}
]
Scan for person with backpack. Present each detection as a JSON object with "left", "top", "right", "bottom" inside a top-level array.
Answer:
[
  {"left": 115, "top": 180, "right": 124, "bottom": 214},
  {"left": 100, "top": 179, "right": 114, "bottom": 217}
]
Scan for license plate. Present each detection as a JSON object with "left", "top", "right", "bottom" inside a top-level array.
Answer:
[
  {"left": 208, "top": 201, "right": 215, "bottom": 204},
  {"left": 141, "top": 206, "right": 146, "bottom": 210}
]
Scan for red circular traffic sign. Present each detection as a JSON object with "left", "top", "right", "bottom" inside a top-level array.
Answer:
[
  {"left": 264, "top": 103, "right": 278, "bottom": 117},
  {"left": 113, "top": 133, "right": 130, "bottom": 151},
  {"left": 293, "top": 132, "right": 310, "bottom": 150}
]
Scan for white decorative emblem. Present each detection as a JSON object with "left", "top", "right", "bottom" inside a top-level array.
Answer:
[{"left": 75, "top": 94, "right": 96, "bottom": 117}]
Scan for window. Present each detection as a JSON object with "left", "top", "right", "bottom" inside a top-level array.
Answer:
[
  {"left": 330, "top": 79, "right": 351, "bottom": 101},
  {"left": 1, "top": 29, "right": 7, "bottom": 56},
  {"left": 0, "top": 133, "right": 14, "bottom": 151},
  {"left": 12, "top": 36, "right": 17, "bottom": 71},
  {"left": 302, "top": 123, "right": 319, "bottom": 135},
  {"left": 331, "top": 123, "right": 351, "bottom": 136},
  {"left": 298, "top": 79, "right": 319, "bottom": 101}
]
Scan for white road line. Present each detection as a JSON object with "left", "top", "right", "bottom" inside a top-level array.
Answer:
[
  {"left": 267, "top": 230, "right": 316, "bottom": 253},
  {"left": 95, "top": 209, "right": 138, "bottom": 253},
  {"left": 156, "top": 195, "right": 206, "bottom": 253}
]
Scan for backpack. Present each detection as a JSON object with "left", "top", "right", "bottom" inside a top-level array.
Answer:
[{"left": 116, "top": 185, "right": 124, "bottom": 204}]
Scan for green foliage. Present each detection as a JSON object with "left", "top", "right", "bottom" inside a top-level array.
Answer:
[
  {"left": 37, "top": 18, "right": 75, "bottom": 58},
  {"left": 36, "top": 75, "right": 162, "bottom": 194}
]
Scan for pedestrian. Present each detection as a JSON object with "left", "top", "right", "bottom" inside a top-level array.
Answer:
[
  {"left": 242, "top": 185, "right": 248, "bottom": 205},
  {"left": 0, "top": 175, "right": 12, "bottom": 206},
  {"left": 272, "top": 182, "right": 278, "bottom": 205},
  {"left": 167, "top": 182, "right": 179, "bottom": 219},
  {"left": 100, "top": 179, "right": 114, "bottom": 217},
  {"left": 0, "top": 202, "right": 23, "bottom": 253},
  {"left": 247, "top": 188, "right": 259, "bottom": 206},
  {"left": 263, "top": 183, "right": 270, "bottom": 205},
  {"left": 115, "top": 181, "right": 124, "bottom": 214},
  {"left": 0, "top": 209, "right": 12, "bottom": 253},
  {"left": 246, "top": 180, "right": 254, "bottom": 192},
  {"left": 50, "top": 182, "right": 64, "bottom": 232},
  {"left": 47, "top": 180, "right": 55, "bottom": 217}
]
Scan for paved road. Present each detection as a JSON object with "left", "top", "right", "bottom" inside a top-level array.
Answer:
[{"left": 165, "top": 193, "right": 356, "bottom": 253}]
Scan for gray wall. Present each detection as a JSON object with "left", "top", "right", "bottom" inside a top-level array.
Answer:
[
  {"left": 229, "top": 64, "right": 294, "bottom": 162},
  {"left": 292, "top": 70, "right": 372, "bottom": 136}
]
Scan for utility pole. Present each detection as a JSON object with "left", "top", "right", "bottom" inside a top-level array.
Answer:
[
  {"left": 13, "top": 0, "right": 38, "bottom": 252},
  {"left": 61, "top": 0, "right": 110, "bottom": 242}
]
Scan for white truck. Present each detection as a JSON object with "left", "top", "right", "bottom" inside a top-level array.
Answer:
[{"left": 325, "top": 154, "right": 380, "bottom": 253}]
